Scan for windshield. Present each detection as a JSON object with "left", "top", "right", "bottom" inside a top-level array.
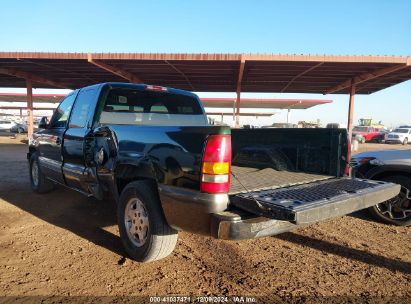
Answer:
[
  {"left": 393, "top": 128, "right": 409, "bottom": 133},
  {"left": 353, "top": 126, "right": 368, "bottom": 132}
]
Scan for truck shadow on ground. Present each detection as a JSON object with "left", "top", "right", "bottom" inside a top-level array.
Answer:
[
  {"left": 0, "top": 185, "right": 126, "bottom": 257},
  {"left": 274, "top": 232, "right": 411, "bottom": 275},
  {"left": 347, "top": 209, "right": 384, "bottom": 224}
]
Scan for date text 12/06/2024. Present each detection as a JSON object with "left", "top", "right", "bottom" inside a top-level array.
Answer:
[{"left": 149, "top": 296, "right": 257, "bottom": 303}]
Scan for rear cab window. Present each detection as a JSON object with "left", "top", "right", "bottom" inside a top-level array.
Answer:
[{"left": 98, "top": 87, "right": 207, "bottom": 126}]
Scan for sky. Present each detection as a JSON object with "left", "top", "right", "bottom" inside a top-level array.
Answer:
[{"left": 0, "top": 0, "right": 410, "bottom": 127}]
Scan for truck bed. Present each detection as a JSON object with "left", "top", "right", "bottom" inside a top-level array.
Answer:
[{"left": 230, "top": 166, "right": 332, "bottom": 194}]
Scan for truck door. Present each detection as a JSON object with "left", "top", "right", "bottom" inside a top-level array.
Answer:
[
  {"left": 62, "top": 86, "right": 99, "bottom": 193},
  {"left": 37, "top": 92, "right": 77, "bottom": 184}
]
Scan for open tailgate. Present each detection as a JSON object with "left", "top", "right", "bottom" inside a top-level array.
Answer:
[{"left": 230, "top": 178, "right": 400, "bottom": 225}]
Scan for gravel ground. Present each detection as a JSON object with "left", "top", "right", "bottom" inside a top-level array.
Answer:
[{"left": 0, "top": 137, "right": 410, "bottom": 303}]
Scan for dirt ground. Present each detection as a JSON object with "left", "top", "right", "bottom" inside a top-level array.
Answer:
[{"left": 0, "top": 135, "right": 410, "bottom": 303}]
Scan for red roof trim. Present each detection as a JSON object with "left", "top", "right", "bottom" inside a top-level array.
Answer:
[
  {"left": 200, "top": 98, "right": 333, "bottom": 103},
  {"left": 0, "top": 93, "right": 66, "bottom": 97}
]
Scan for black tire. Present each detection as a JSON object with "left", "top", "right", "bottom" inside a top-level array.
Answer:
[
  {"left": 117, "top": 181, "right": 178, "bottom": 262},
  {"left": 360, "top": 137, "right": 365, "bottom": 144},
  {"left": 369, "top": 175, "right": 411, "bottom": 226},
  {"left": 17, "top": 127, "right": 24, "bottom": 134},
  {"left": 29, "top": 153, "right": 55, "bottom": 193},
  {"left": 403, "top": 138, "right": 408, "bottom": 145}
]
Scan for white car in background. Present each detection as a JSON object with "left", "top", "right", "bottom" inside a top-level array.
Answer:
[
  {"left": 385, "top": 127, "right": 411, "bottom": 145},
  {"left": 0, "top": 120, "right": 17, "bottom": 132}
]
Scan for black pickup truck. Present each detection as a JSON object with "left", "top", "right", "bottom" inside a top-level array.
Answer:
[{"left": 28, "top": 82, "right": 400, "bottom": 262}]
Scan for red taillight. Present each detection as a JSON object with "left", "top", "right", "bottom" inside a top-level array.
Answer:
[
  {"left": 145, "top": 85, "right": 168, "bottom": 92},
  {"left": 200, "top": 135, "right": 231, "bottom": 193},
  {"left": 345, "top": 136, "right": 352, "bottom": 176}
]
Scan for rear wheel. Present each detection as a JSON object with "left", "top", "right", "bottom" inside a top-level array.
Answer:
[
  {"left": 117, "top": 181, "right": 178, "bottom": 262},
  {"left": 29, "top": 153, "right": 55, "bottom": 193},
  {"left": 369, "top": 175, "right": 411, "bottom": 226}
]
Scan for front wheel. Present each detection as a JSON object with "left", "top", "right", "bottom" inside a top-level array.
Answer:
[
  {"left": 117, "top": 181, "right": 178, "bottom": 262},
  {"left": 369, "top": 175, "right": 411, "bottom": 226},
  {"left": 403, "top": 138, "right": 408, "bottom": 145},
  {"left": 29, "top": 153, "right": 55, "bottom": 193}
]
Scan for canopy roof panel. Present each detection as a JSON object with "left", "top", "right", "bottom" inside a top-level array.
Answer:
[{"left": 0, "top": 52, "right": 410, "bottom": 94}]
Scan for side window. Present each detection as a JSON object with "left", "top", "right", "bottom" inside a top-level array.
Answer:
[
  {"left": 49, "top": 93, "right": 76, "bottom": 128},
  {"left": 69, "top": 88, "right": 96, "bottom": 128}
]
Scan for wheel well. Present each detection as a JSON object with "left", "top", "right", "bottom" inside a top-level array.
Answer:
[
  {"left": 28, "top": 146, "right": 37, "bottom": 158},
  {"left": 115, "top": 164, "right": 157, "bottom": 195},
  {"left": 371, "top": 170, "right": 411, "bottom": 181}
]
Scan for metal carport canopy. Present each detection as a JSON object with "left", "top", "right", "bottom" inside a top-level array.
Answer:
[
  {"left": 0, "top": 52, "right": 410, "bottom": 136},
  {"left": 0, "top": 52, "right": 410, "bottom": 93}
]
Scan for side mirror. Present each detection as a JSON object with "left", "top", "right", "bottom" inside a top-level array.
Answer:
[{"left": 38, "top": 116, "right": 49, "bottom": 129}]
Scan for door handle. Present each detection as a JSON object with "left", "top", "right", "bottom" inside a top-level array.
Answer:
[{"left": 55, "top": 137, "right": 61, "bottom": 145}]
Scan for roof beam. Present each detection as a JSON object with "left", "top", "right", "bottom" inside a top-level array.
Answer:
[
  {"left": 325, "top": 60, "right": 410, "bottom": 94},
  {"left": 87, "top": 54, "right": 142, "bottom": 83},
  {"left": 0, "top": 67, "right": 71, "bottom": 89},
  {"left": 164, "top": 60, "right": 195, "bottom": 91},
  {"left": 18, "top": 58, "right": 99, "bottom": 83},
  {"left": 281, "top": 62, "right": 324, "bottom": 92}
]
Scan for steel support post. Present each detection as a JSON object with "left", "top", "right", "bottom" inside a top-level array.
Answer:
[
  {"left": 235, "top": 91, "right": 241, "bottom": 127},
  {"left": 26, "top": 79, "right": 34, "bottom": 138},
  {"left": 235, "top": 55, "right": 246, "bottom": 128},
  {"left": 347, "top": 81, "right": 356, "bottom": 139}
]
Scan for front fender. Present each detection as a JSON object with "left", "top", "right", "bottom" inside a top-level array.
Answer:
[{"left": 365, "top": 164, "right": 411, "bottom": 179}]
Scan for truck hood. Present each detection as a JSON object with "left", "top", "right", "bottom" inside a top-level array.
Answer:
[{"left": 354, "top": 149, "right": 411, "bottom": 166}]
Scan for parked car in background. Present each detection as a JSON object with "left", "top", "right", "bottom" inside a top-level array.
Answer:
[
  {"left": 385, "top": 127, "right": 411, "bottom": 145},
  {"left": 374, "top": 129, "right": 390, "bottom": 143},
  {"left": 10, "top": 122, "right": 28, "bottom": 133},
  {"left": 351, "top": 149, "right": 411, "bottom": 226},
  {"left": 0, "top": 120, "right": 16, "bottom": 132},
  {"left": 352, "top": 126, "right": 381, "bottom": 143}
]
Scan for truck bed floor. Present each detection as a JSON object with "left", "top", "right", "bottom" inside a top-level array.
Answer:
[{"left": 230, "top": 166, "right": 331, "bottom": 195}]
